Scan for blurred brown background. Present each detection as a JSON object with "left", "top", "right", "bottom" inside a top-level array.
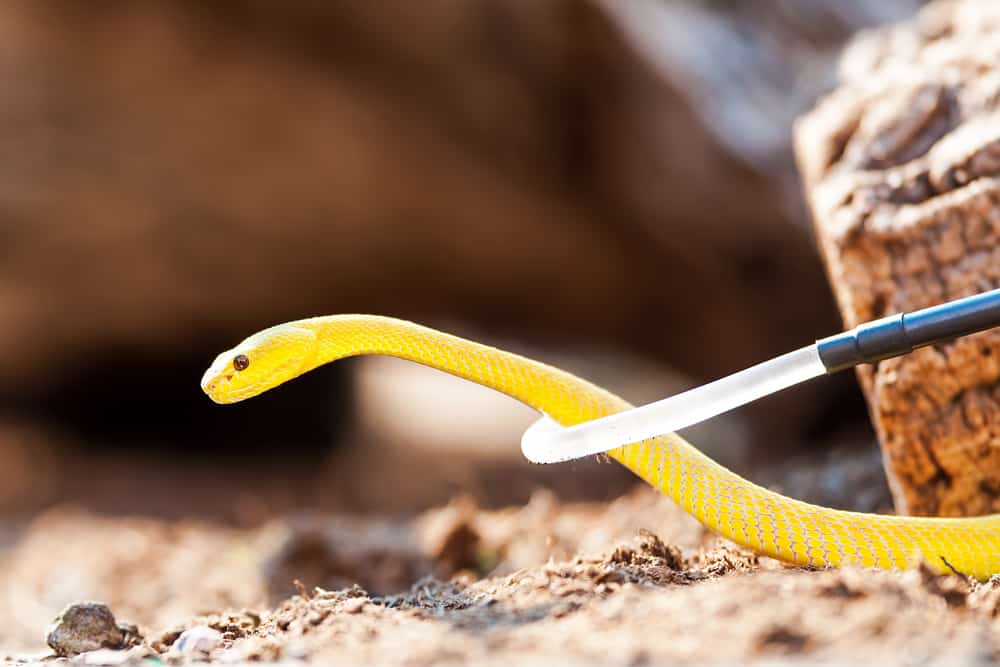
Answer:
[{"left": 0, "top": 0, "right": 925, "bottom": 521}]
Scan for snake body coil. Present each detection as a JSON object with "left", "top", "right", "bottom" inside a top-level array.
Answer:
[{"left": 202, "top": 315, "right": 1000, "bottom": 579}]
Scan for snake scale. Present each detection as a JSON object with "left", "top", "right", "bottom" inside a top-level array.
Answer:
[{"left": 201, "top": 315, "right": 1000, "bottom": 579}]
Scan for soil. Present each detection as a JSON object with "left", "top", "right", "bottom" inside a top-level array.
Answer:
[
  {"left": 2, "top": 2, "right": 986, "bottom": 665},
  {"left": 3, "top": 467, "right": 999, "bottom": 666}
]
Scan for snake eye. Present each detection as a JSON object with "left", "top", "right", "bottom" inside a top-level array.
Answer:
[{"left": 233, "top": 354, "right": 250, "bottom": 371}]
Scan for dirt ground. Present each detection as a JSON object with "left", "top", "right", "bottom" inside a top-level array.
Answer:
[
  {"left": 5, "top": 1, "right": 992, "bottom": 664},
  {"left": 2, "top": 447, "right": 999, "bottom": 667}
]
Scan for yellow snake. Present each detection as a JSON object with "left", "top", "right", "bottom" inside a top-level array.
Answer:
[{"left": 201, "top": 315, "right": 1000, "bottom": 579}]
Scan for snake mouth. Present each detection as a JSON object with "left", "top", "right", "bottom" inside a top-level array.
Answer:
[
  {"left": 201, "top": 379, "right": 230, "bottom": 404},
  {"left": 201, "top": 368, "right": 242, "bottom": 404},
  {"left": 203, "top": 376, "right": 261, "bottom": 404},
  {"left": 200, "top": 367, "right": 226, "bottom": 402},
  {"left": 202, "top": 355, "right": 311, "bottom": 404},
  {"left": 207, "top": 386, "right": 253, "bottom": 404}
]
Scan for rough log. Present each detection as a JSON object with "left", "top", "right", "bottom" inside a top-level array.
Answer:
[{"left": 796, "top": 0, "right": 1000, "bottom": 516}]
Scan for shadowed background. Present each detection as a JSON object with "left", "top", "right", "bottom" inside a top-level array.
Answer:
[{"left": 0, "top": 0, "right": 925, "bottom": 521}]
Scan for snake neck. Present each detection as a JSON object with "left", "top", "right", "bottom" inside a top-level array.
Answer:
[
  {"left": 301, "top": 315, "right": 720, "bottom": 482},
  {"left": 304, "top": 314, "right": 630, "bottom": 426}
]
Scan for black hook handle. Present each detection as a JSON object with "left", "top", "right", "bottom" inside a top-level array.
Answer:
[{"left": 817, "top": 288, "right": 1000, "bottom": 373}]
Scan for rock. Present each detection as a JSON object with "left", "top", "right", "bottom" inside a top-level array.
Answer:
[
  {"left": 45, "top": 602, "right": 125, "bottom": 657},
  {"left": 170, "top": 626, "right": 223, "bottom": 655},
  {"left": 341, "top": 598, "right": 367, "bottom": 615},
  {"left": 796, "top": 0, "right": 1000, "bottom": 515}
]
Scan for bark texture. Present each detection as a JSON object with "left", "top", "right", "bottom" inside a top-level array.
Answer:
[{"left": 796, "top": 0, "right": 1000, "bottom": 516}]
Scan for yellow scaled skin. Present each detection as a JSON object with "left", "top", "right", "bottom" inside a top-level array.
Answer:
[{"left": 202, "top": 315, "right": 1000, "bottom": 578}]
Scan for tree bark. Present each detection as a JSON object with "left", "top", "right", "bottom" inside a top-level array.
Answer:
[{"left": 795, "top": 0, "right": 1000, "bottom": 516}]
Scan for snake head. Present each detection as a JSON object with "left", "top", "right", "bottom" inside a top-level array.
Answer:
[{"left": 201, "top": 324, "right": 318, "bottom": 404}]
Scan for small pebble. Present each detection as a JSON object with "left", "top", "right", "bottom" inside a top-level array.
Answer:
[
  {"left": 171, "top": 626, "right": 222, "bottom": 654},
  {"left": 342, "top": 598, "right": 367, "bottom": 614},
  {"left": 283, "top": 639, "right": 311, "bottom": 660},
  {"left": 46, "top": 602, "right": 125, "bottom": 657}
]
